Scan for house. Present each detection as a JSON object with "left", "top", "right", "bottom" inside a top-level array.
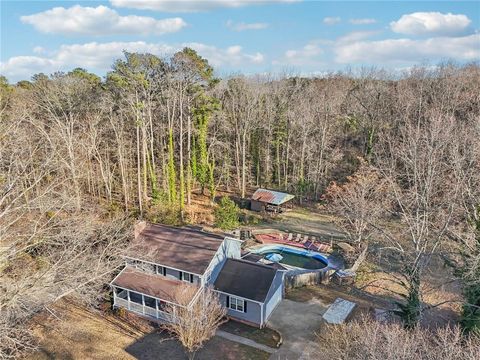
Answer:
[
  {"left": 110, "top": 222, "right": 285, "bottom": 327},
  {"left": 250, "top": 188, "right": 295, "bottom": 212},
  {"left": 214, "top": 258, "right": 284, "bottom": 326}
]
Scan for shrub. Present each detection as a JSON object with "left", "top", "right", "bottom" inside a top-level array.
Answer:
[
  {"left": 214, "top": 196, "right": 240, "bottom": 231},
  {"left": 461, "top": 281, "right": 480, "bottom": 335},
  {"left": 145, "top": 196, "right": 182, "bottom": 226}
]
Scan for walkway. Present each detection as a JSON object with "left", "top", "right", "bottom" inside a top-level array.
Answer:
[{"left": 216, "top": 329, "right": 277, "bottom": 354}]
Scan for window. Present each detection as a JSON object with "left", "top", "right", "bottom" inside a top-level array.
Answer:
[
  {"left": 156, "top": 265, "right": 166, "bottom": 276},
  {"left": 157, "top": 299, "right": 167, "bottom": 312},
  {"left": 144, "top": 296, "right": 156, "bottom": 309},
  {"left": 229, "top": 296, "right": 245, "bottom": 312},
  {"left": 180, "top": 272, "right": 194, "bottom": 283},
  {"left": 116, "top": 288, "right": 128, "bottom": 300},
  {"left": 128, "top": 259, "right": 141, "bottom": 268},
  {"left": 129, "top": 292, "right": 143, "bottom": 305}
]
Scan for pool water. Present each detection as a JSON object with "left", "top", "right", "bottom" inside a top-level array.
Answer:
[{"left": 259, "top": 249, "right": 327, "bottom": 270}]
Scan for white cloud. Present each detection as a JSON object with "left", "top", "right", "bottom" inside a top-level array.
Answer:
[
  {"left": 0, "top": 56, "right": 58, "bottom": 79},
  {"left": 390, "top": 12, "right": 471, "bottom": 36},
  {"left": 337, "top": 30, "right": 380, "bottom": 44},
  {"left": 190, "top": 43, "right": 264, "bottom": 65},
  {"left": 0, "top": 41, "right": 265, "bottom": 81},
  {"left": 349, "top": 18, "right": 376, "bottom": 25},
  {"left": 323, "top": 17, "right": 341, "bottom": 25},
  {"left": 110, "top": 0, "right": 299, "bottom": 12},
  {"left": 335, "top": 34, "right": 480, "bottom": 64},
  {"left": 274, "top": 41, "right": 324, "bottom": 67},
  {"left": 226, "top": 20, "right": 269, "bottom": 31},
  {"left": 33, "top": 46, "right": 46, "bottom": 54},
  {"left": 285, "top": 44, "right": 321, "bottom": 59},
  {"left": 21, "top": 5, "right": 187, "bottom": 36}
]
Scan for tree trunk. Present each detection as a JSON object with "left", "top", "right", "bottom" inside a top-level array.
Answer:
[
  {"left": 179, "top": 94, "right": 185, "bottom": 211},
  {"left": 241, "top": 130, "right": 247, "bottom": 199},
  {"left": 186, "top": 110, "right": 192, "bottom": 206},
  {"left": 136, "top": 124, "right": 143, "bottom": 215}
]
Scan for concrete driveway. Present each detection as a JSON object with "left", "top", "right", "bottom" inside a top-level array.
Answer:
[{"left": 267, "top": 298, "right": 328, "bottom": 359}]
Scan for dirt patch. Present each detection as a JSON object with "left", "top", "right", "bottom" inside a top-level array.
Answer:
[
  {"left": 219, "top": 320, "right": 281, "bottom": 349},
  {"left": 286, "top": 283, "right": 391, "bottom": 314}
]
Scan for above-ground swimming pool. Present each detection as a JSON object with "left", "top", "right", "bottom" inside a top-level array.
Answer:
[{"left": 251, "top": 245, "right": 329, "bottom": 270}]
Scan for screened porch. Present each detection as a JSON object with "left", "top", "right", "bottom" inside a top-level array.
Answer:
[{"left": 112, "top": 286, "right": 176, "bottom": 321}]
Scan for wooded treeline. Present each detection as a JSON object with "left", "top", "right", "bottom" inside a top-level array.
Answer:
[
  {"left": 3, "top": 51, "right": 478, "bottom": 218},
  {"left": 1, "top": 49, "right": 479, "bottom": 357}
]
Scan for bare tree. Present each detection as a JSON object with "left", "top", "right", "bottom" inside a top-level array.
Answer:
[
  {"left": 162, "top": 286, "right": 226, "bottom": 360},
  {"left": 324, "top": 160, "right": 389, "bottom": 245},
  {"left": 317, "top": 316, "right": 480, "bottom": 360}
]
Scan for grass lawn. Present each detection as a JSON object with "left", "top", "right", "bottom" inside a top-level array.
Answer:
[
  {"left": 253, "top": 206, "right": 345, "bottom": 241},
  {"left": 220, "top": 320, "right": 281, "bottom": 348},
  {"left": 286, "top": 276, "right": 462, "bottom": 329},
  {"left": 285, "top": 283, "right": 391, "bottom": 321},
  {"left": 126, "top": 331, "right": 270, "bottom": 360},
  {"left": 27, "top": 299, "right": 270, "bottom": 360}
]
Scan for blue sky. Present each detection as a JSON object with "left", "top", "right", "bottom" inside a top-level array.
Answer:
[{"left": 1, "top": 1, "right": 479, "bottom": 81}]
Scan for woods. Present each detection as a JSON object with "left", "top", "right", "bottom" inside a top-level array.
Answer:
[
  {"left": 3, "top": 53, "right": 478, "bottom": 218},
  {"left": 1, "top": 49, "right": 479, "bottom": 358}
]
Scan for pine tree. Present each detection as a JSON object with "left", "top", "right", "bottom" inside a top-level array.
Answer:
[
  {"left": 214, "top": 197, "right": 240, "bottom": 231},
  {"left": 192, "top": 93, "right": 220, "bottom": 195}
]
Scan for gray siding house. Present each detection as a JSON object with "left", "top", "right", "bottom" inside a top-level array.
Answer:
[
  {"left": 214, "top": 259, "right": 285, "bottom": 327},
  {"left": 110, "top": 222, "right": 282, "bottom": 327}
]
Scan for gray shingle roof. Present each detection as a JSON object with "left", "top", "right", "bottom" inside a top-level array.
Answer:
[{"left": 214, "top": 258, "right": 277, "bottom": 302}]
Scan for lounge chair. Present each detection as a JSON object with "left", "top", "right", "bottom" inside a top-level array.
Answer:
[{"left": 287, "top": 233, "right": 293, "bottom": 241}]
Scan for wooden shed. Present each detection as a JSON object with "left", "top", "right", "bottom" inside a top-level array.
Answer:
[{"left": 250, "top": 188, "right": 295, "bottom": 212}]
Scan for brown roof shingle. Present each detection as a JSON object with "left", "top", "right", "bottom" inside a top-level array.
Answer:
[
  {"left": 126, "top": 223, "right": 225, "bottom": 275},
  {"left": 112, "top": 267, "right": 196, "bottom": 303}
]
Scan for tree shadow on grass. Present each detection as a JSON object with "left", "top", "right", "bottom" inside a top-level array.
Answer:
[{"left": 125, "top": 330, "right": 270, "bottom": 360}]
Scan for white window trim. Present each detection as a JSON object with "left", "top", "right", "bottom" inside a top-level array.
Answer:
[
  {"left": 229, "top": 296, "right": 245, "bottom": 313},
  {"left": 181, "top": 271, "right": 193, "bottom": 283},
  {"left": 155, "top": 265, "right": 165, "bottom": 276},
  {"left": 213, "top": 290, "right": 263, "bottom": 305}
]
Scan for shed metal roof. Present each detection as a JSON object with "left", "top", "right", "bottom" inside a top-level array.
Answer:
[{"left": 251, "top": 188, "right": 295, "bottom": 205}]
